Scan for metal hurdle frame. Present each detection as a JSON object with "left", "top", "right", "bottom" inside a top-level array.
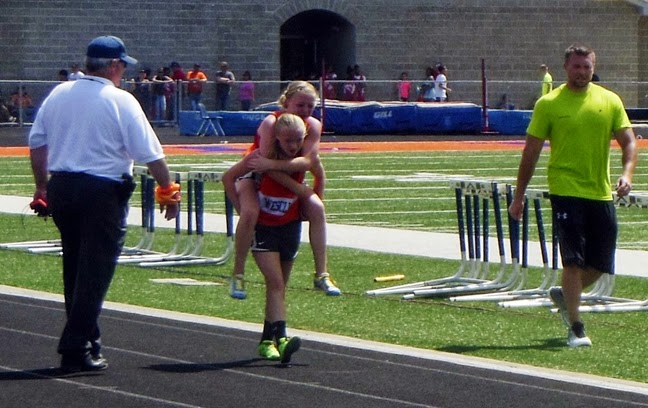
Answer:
[
  {"left": 0, "top": 238, "right": 61, "bottom": 252},
  {"left": 366, "top": 180, "right": 520, "bottom": 298},
  {"left": 499, "top": 190, "right": 648, "bottom": 312},
  {"left": 573, "top": 192, "right": 648, "bottom": 313},
  {"left": 137, "top": 169, "right": 234, "bottom": 267},
  {"left": 1, "top": 166, "right": 234, "bottom": 269},
  {"left": 450, "top": 189, "right": 559, "bottom": 302},
  {"left": 366, "top": 180, "right": 493, "bottom": 297},
  {"left": 119, "top": 166, "right": 159, "bottom": 257},
  {"left": 118, "top": 169, "right": 189, "bottom": 263},
  {"left": 401, "top": 182, "right": 525, "bottom": 300},
  {"left": 0, "top": 166, "right": 155, "bottom": 256}
]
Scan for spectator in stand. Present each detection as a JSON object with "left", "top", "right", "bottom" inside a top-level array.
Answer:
[
  {"left": 187, "top": 64, "right": 207, "bottom": 111},
  {"left": 418, "top": 66, "right": 435, "bottom": 102},
  {"left": 496, "top": 93, "right": 515, "bottom": 110},
  {"left": 239, "top": 70, "right": 255, "bottom": 111},
  {"left": 69, "top": 63, "right": 85, "bottom": 80},
  {"left": 169, "top": 62, "right": 186, "bottom": 116},
  {"left": 10, "top": 86, "right": 35, "bottom": 122},
  {"left": 151, "top": 67, "right": 173, "bottom": 124},
  {"left": 397, "top": 71, "right": 411, "bottom": 102},
  {"left": 540, "top": 64, "right": 553, "bottom": 96},
  {"left": 0, "top": 93, "right": 15, "bottom": 123},
  {"left": 130, "top": 69, "right": 151, "bottom": 119},
  {"left": 323, "top": 65, "right": 338, "bottom": 100},
  {"left": 434, "top": 65, "right": 451, "bottom": 102},
  {"left": 215, "top": 61, "right": 236, "bottom": 110},
  {"left": 351, "top": 64, "right": 366, "bottom": 102},
  {"left": 162, "top": 66, "right": 175, "bottom": 121},
  {"left": 170, "top": 61, "right": 186, "bottom": 81},
  {"left": 342, "top": 66, "right": 355, "bottom": 101},
  {"left": 58, "top": 69, "right": 69, "bottom": 81}
]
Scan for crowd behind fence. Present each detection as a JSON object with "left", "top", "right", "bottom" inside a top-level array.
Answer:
[{"left": 2, "top": 78, "right": 648, "bottom": 128}]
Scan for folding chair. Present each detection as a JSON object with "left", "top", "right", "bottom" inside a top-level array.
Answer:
[{"left": 196, "top": 103, "right": 225, "bottom": 137}]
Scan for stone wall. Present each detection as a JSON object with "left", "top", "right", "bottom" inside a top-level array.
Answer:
[{"left": 0, "top": 0, "right": 645, "bottom": 108}]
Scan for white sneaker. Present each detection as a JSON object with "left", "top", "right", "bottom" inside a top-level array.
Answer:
[
  {"left": 567, "top": 322, "right": 592, "bottom": 347},
  {"left": 314, "top": 273, "right": 341, "bottom": 296}
]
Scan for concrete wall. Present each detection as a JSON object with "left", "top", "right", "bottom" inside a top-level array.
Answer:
[{"left": 0, "top": 0, "right": 645, "bottom": 108}]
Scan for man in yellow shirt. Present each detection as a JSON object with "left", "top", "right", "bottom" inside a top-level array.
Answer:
[
  {"left": 510, "top": 45, "right": 637, "bottom": 348},
  {"left": 540, "top": 64, "right": 553, "bottom": 96}
]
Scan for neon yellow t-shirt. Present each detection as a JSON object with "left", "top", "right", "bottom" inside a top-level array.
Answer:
[
  {"left": 527, "top": 83, "right": 631, "bottom": 201},
  {"left": 542, "top": 72, "right": 553, "bottom": 95}
]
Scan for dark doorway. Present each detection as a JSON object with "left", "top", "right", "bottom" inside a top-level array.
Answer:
[{"left": 280, "top": 10, "right": 355, "bottom": 81}]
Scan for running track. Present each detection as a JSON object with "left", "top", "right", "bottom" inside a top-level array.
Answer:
[
  {"left": 1, "top": 286, "right": 648, "bottom": 408},
  {"left": 3, "top": 138, "right": 648, "bottom": 157}
]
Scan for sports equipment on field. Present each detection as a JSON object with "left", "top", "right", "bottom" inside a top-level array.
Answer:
[
  {"left": 366, "top": 179, "right": 648, "bottom": 314},
  {"left": 1, "top": 166, "right": 234, "bottom": 269}
]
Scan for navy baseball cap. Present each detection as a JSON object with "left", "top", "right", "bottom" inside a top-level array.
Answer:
[{"left": 86, "top": 35, "right": 138, "bottom": 66}]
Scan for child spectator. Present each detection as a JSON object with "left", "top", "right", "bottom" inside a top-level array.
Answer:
[
  {"left": 239, "top": 70, "right": 255, "bottom": 111},
  {"left": 397, "top": 71, "right": 411, "bottom": 102},
  {"left": 351, "top": 64, "right": 366, "bottom": 101},
  {"left": 323, "top": 65, "right": 338, "bottom": 100}
]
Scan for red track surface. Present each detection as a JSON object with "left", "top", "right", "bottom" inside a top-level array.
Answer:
[{"left": 3, "top": 139, "right": 647, "bottom": 157}]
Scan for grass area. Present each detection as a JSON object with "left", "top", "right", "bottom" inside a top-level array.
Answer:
[{"left": 1, "top": 147, "right": 648, "bottom": 383}]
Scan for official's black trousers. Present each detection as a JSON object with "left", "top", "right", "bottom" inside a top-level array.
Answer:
[{"left": 48, "top": 172, "right": 132, "bottom": 356}]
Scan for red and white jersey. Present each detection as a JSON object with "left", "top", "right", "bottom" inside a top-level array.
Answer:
[{"left": 257, "top": 171, "right": 305, "bottom": 226}]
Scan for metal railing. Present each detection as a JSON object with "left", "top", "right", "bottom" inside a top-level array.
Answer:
[{"left": 3, "top": 78, "right": 648, "bottom": 128}]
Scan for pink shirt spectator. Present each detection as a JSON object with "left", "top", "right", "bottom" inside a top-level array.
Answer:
[{"left": 239, "top": 82, "right": 254, "bottom": 101}]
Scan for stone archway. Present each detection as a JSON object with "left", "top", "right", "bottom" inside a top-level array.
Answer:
[{"left": 280, "top": 10, "right": 355, "bottom": 81}]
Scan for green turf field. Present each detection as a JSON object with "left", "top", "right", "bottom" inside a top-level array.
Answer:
[{"left": 1, "top": 148, "right": 647, "bottom": 383}]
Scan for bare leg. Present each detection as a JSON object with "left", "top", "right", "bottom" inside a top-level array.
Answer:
[
  {"left": 302, "top": 194, "right": 327, "bottom": 277},
  {"left": 562, "top": 265, "right": 603, "bottom": 325},
  {"left": 302, "top": 194, "right": 341, "bottom": 295},
  {"left": 230, "top": 178, "right": 259, "bottom": 299},
  {"left": 254, "top": 251, "right": 289, "bottom": 322}
]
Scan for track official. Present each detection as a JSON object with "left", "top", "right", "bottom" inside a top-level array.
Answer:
[{"left": 28, "top": 35, "right": 180, "bottom": 372}]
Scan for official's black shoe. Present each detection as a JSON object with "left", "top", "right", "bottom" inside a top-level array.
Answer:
[{"left": 60, "top": 352, "right": 108, "bottom": 373}]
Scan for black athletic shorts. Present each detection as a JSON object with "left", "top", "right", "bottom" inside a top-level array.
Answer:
[
  {"left": 251, "top": 220, "right": 302, "bottom": 262},
  {"left": 550, "top": 195, "right": 617, "bottom": 274}
]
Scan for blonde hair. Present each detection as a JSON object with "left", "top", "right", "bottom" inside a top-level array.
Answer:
[
  {"left": 270, "top": 113, "right": 307, "bottom": 159},
  {"left": 278, "top": 80, "right": 318, "bottom": 108}
]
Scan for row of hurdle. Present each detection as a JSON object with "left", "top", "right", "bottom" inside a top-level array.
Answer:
[
  {"left": 0, "top": 166, "right": 234, "bottom": 268},
  {"left": 366, "top": 179, "right": 648, "bottom": 314}
]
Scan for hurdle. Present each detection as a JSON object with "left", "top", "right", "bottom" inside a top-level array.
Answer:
[
  {"left": 119, "top": 166, "right": 158, "bottom": 256},
  {"left": 1, "top": 166, "right": 234, "bottom": 269},
  {"left": 0, "top": 238, "right": 61, "bottom": 251},
  {"left": 117, "top": 169, "right": 189, "bottom": 263},
  {"left": 0, "top": 166, "right": 155, "bottom": 255},
  {"left": 401, "top": 182, "right": 525, "bottom": 300},
  {"left": 365, "top": 180, "right": 491, "bottom": 296},
  {"left": 366, "top": 180, "right": 520, "bottom": 298},
  {"left": 499, "top": 190, "right": 648, "bottom": 312},
  {"left": 137, "top": 170, "right": 234, "bottom": 267},
  {"left": 450, "top": 189, "right": 559, "bottom": 302}
]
